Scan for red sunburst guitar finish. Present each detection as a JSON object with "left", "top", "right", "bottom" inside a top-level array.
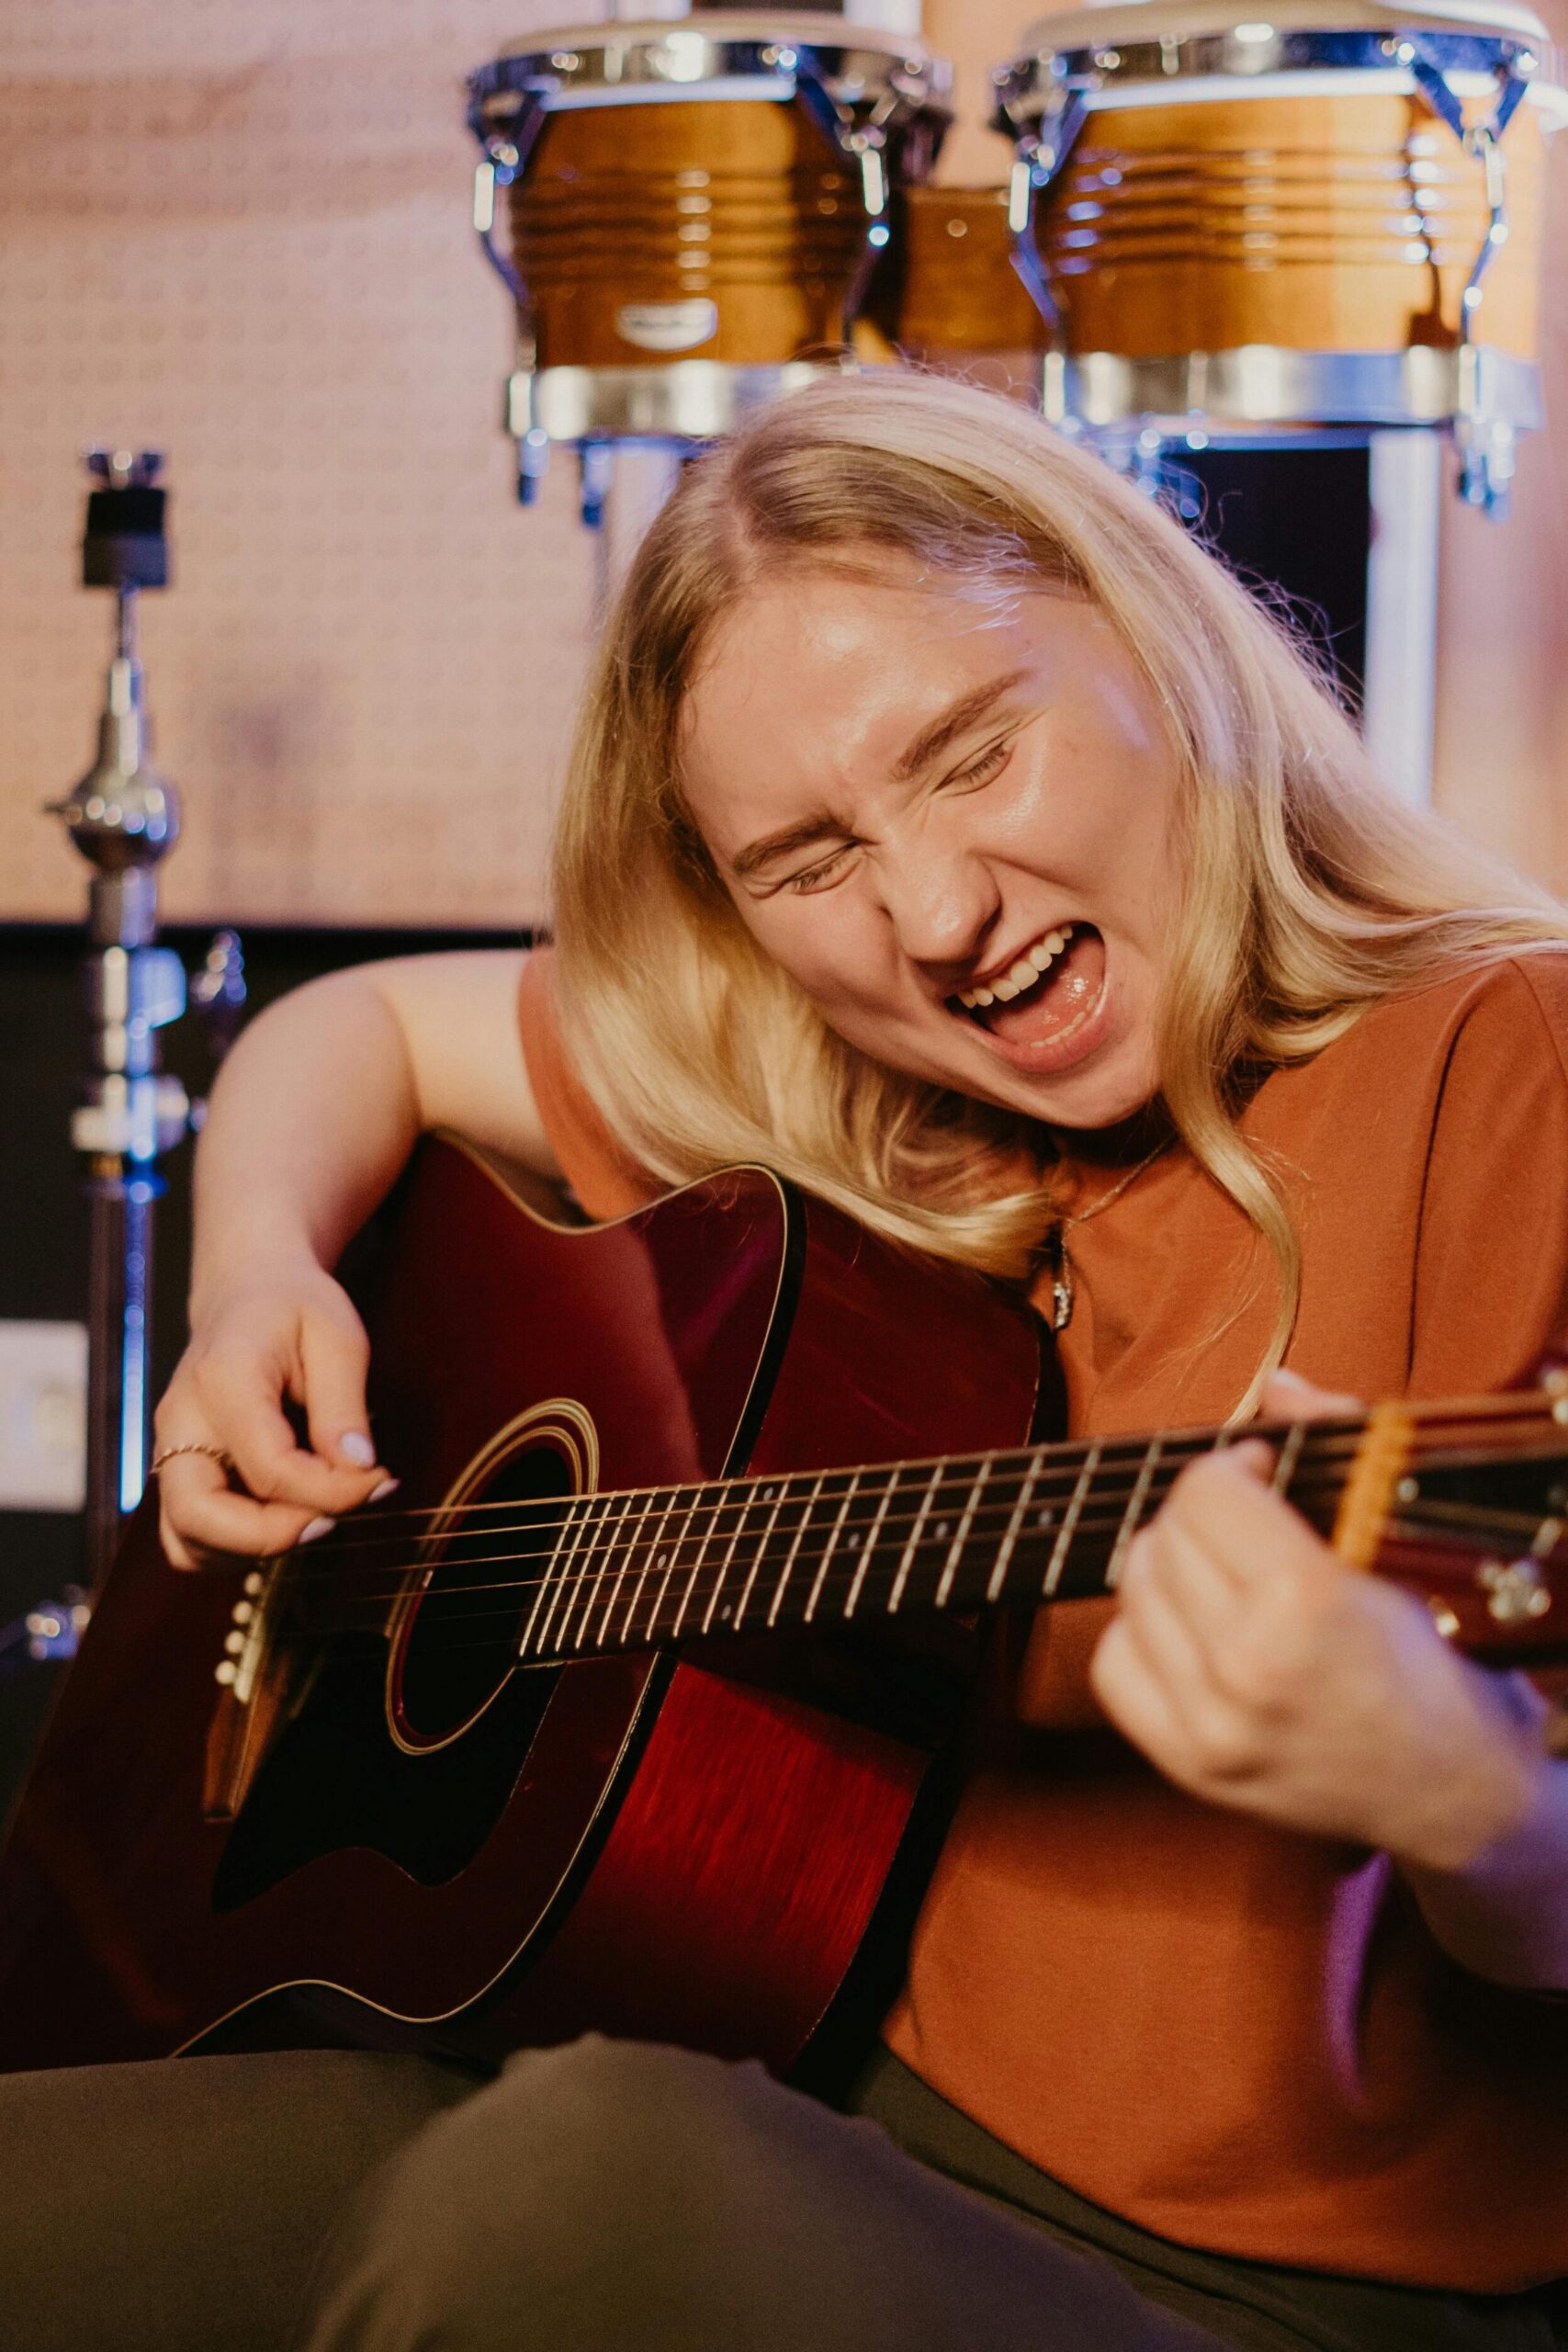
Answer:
[{"left": 0, "top": 1138, "right": 1048, "bottom": 2075}]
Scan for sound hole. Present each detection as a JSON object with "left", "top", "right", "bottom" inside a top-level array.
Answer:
[{"left": 396, "top": 1442, "right": 575, "bottom": 1744}]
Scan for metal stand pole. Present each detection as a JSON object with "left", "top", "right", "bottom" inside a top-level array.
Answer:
[
  {"left": 1362, "top": 430, "right": 1443, "bottom": 809},
  {"left": 47, "top": 454, "right": 191, "bottom": 1588}
]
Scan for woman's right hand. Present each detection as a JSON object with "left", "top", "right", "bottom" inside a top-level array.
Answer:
[{"left": 153, "top": 1259, "right": 396, "bottom": 1570}]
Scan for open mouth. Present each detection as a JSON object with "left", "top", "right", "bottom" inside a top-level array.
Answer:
[{"left": 947, "top": 922, "right": 1110, "bottom": 1066}]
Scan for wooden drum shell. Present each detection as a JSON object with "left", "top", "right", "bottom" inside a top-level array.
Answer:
[
  {"left": 507, "top": 98, "right": 875, "bottom": 368},
  {"left": 891, "top": 185, "right": 1051, "bottom": 353},
  {"left": 1035, "top": 88, "right": 1551, "bottom": 362}
]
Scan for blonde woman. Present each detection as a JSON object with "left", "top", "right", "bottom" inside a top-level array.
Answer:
[{"left": 6, "top": 375, "right": 1567, "bottom": 2352}]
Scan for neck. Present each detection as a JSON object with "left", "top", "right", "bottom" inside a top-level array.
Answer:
[{"left": 517, "top": 1418, "right": 1351, "bottom": 1666}]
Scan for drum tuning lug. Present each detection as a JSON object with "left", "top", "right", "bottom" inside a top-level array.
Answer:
[
  {"left": 517, "top": 426, "right": 550, "bottom": 506},
  {"left": 579, "top": 442, "right": 615, "bottom": 530}
]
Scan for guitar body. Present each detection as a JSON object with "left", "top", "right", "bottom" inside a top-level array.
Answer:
[{"left": 0, "top": 1138, "right": 1049, "bottom": 2075}]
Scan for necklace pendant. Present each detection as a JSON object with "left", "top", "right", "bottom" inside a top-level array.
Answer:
[{"left": 1051, "top": 1261, "right": 1074, "bottom": 1333}]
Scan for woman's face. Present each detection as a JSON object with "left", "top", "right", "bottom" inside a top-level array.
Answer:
[{"left": 679, "top": 558, "right": 1183, "bottom": 1131}]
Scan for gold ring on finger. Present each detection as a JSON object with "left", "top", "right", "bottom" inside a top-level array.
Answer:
[{"left": 151, "top": 1441, "right": 236, "bottom": 1476}]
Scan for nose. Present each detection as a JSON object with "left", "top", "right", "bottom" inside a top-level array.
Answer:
[{"left": 874, "top": 831, "right": 1000, "bottom": 981}]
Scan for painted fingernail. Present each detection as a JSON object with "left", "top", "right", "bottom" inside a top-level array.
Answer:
[
  {"left": 338, "top": 1431, "right": 376, "bottom": 1466},
  {"left": 368, "top": 1477, "right": 400, "bottom": 1504},
  {"left": 299, "top": 1516, "right": 336, "bottom": 1545}
]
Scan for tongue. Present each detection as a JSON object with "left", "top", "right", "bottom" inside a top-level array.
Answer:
[{"left": 981, "top": 927, "right": 1106, "bottom": 1045}]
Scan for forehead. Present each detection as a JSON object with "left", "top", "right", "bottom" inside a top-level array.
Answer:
[{"left": 680, "top": 563, "right": 1088, "bottom": 853}]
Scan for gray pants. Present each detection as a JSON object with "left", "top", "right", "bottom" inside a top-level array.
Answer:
[{"left": 0, "top": 2037, "right": 1560, "bottom": 2352}]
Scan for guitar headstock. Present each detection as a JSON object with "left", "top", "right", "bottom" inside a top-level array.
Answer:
[{"left": 1371, "top": 1383, "right": 1568, "bottom": 1665}]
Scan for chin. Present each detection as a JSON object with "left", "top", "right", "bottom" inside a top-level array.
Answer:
[{"left": 997, "top": 1049, "right": 1158, "bottom": 1132}]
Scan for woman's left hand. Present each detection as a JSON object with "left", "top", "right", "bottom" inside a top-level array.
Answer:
[{"left": 1089, "top": 1378, "right": 1550, "bottom": 1872}]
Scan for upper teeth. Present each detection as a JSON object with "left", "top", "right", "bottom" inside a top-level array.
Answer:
[{"left": 957, "top": 926, "right": 1073, "bottom": 1010}]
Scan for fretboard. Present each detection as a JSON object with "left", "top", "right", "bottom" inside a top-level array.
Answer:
[{"left": 514, "top": 1422, "right": 1348, "bottom": 1667}]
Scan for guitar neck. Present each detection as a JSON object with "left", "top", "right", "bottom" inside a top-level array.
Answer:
[{"left": 518, "top": 1419, "right": 1350, "bottom": 1666}]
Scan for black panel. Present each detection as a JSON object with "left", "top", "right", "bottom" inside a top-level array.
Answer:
[{"left": 1181, "top": 445, "right": 1371, "bottom": 710}]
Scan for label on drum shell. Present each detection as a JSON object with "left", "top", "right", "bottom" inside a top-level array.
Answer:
[{"left": 615, "top": 300, "right": 720, "bottom": 354}]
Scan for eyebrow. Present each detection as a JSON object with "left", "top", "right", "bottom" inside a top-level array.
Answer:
[
  {"left": 728, "top": 669, "right": 1032, "bottom": 882},
  {"left": 891, "top": 670, "right": 1031, "bottom": 784},
  {"left": 730, "top": 813, "right": 847, "bottom": 883}
]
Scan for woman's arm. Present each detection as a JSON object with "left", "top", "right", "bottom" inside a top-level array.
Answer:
[{"left": 156, "top": 949, "right": 560, "bottom": 1568}]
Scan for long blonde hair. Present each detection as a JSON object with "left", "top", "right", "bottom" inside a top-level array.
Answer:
[{"left": 551, "top": 372, "right": 1563, "bottom": 1394}]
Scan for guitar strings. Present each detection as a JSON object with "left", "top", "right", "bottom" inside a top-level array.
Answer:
[
  {"left": 233, "top": 1395, "right": 1561, "bottom": 1569},
  {"left": 243, "top": 1436, "right": 1399, "bottom": 1606},
  {"left": 270, "top": 1500, "right": 1536, "bottom": 1680},
  {"left": 245, "top": 1437, "right": 1568, "bottom": 1645},
  {"left": 230, "top": 1407, "right": 1566, "bottom": 1605},
  {"left": 213, "top": 1392, "right": 1560, "bottom": 1553},
  {"left": 263, "top": 1476, "right": 1549, "bottom": 1655}
]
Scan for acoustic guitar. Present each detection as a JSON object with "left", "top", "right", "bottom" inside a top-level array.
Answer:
[{"left": 1, "top": 1136, "right": 1564, "bottom": 2077}]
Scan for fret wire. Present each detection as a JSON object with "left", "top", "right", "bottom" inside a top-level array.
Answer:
[
  {"left": 1272, "top": 1421, "right": 1306, "bottom": 1495},
  {"left": 594, "top": 1488, "right": 652, "bottom": 1648},
  {"left": 566, "top": 1489, "right": 622, "bottom": 1654},
  {"left": 670, "top": 1489, "right": 726, "bottom": 1641},
  {"left": 804, "top": 1470, "right": 860, "bottom": 1624},
  {"left": 1106, "top": 1438, "right": 1161, "bottom": 1589},
  {"left": 731, "top": 1480, "right": 788, "bottom": 1632},
  {"left": 516, "top": 1492, "right": 578, "bottom": 1660},
  {"left": 1044, "top": 1442, "right": 1100, "bottom": 1594},
  {"left": 591, "top": 1490, "right": 644, "bottom": 1646},
  {"left": 615, "top": 1489, "right": 681, "bottom": 1650},
  {"left": 845, "top": 1464, "right": 898, "bottom": 1617},
  {"left": 529, "top": 1494, "right": 593, "bottom": 1660},
  {"left": 768, "top": 1471, "right": 826, "bottom": 1629},
  {"left": 889, "top": 1461, "right": 942, "bottom": 1612},
  {"left": 642, "top": 1488, "right": 695, "bottom": 1648},
  {"left": 700, "top": 1475, "right": 756, "bottom": 1636},
  {"left": 988, "top": 1455, "right": 1037, "bottom": 1602},
  {"left": 936, "top": 1457, "right": 989, "bottom": 1608}
]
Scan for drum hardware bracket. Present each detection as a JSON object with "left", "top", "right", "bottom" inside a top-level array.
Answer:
[
  {"left": 784, "top": 49, "right": 898, "bottom": 346},
  {"left": 996, "top": 74, "right": 1089, "bottom": 336},
  {"left": 1399, "top": 35, "right": 1535, "bottom": 517},
  {"left": 43, "top": 451, "right": 248, "bottom": 1603}
]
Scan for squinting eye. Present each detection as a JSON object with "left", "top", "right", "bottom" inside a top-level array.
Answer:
[
  {"left": 784, "top": 844, "right": 855, "bottom": 895},
  {"left": 952, "top": 740, "right": 1011, "bottom": 790}
]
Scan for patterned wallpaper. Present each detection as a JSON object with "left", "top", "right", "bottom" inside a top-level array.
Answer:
[{"left": 2, "top": 1, "right": 1564, "bottom": 927}]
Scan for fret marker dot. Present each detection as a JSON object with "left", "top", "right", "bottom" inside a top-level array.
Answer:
[
  {"left": 846, "top": 1532, "right": 859, "bottom": 1549},
  {"left": 935, "top": 1521, "right": 950, "bottom": 1541},
  {"left": 761, "top": 1487, "right": 774, "bottom": 1501},
  {"left": 1037, "top": 1509, "right": 1054, "bottom": 1526},
  {"left": 719, "top": 1604, "right": 731, "bottom": 1620}
]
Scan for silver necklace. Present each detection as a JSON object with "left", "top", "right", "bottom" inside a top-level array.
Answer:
[{"left": 1046, "top": 1140, "right": 1169, "bottom": 1333}]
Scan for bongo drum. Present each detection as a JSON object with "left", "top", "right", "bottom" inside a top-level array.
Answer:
[
  {"left": 891, "top": 185, "right": 1053, "bottom": 355},
  {"left": 468, "top": 15, "right": 951, "bottom": 495},
  {"left": 992, "top": 1, "right": 1564, "bottom": 503}
]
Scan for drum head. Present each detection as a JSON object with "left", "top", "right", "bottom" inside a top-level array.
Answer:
[{"left": 1015, "top": 0, "right": 1554, "bottom": 49}]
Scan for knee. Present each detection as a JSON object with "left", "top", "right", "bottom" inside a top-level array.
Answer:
[{"left": 300, "top": 2038, "right": 797, "bottom": 2348}]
